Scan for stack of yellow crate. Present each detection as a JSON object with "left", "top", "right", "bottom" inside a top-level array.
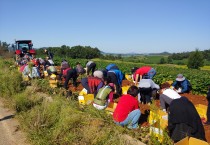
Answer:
[
  {"left": 49, "top": 74, "right": 57, "bottom": 88},
  {"left": 149, "top": 109, "right": 168, "bottom": 143},
  {"left": 78, "top": 88, "right": 94, "bottom": 105},
  {"left": 78, "top": 94, "right": 94, "bottom": 105}
]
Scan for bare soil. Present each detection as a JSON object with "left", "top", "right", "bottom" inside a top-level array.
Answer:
[{"left": 0, "top": 98, "right": 30, "bottom": 145}]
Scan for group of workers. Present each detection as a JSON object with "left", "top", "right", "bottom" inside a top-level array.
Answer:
[{"left": 16, "top": 50, "right": 210, "bottom": 143}]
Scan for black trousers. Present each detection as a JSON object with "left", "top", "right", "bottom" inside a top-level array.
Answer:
[
  {"left": 139, "top": 87, "right": 152, "bottom": 104},
  {"left": 207, "top": 101, "right": 210, "bottom": 122},
  {"left": 63, "top": 69, "right": 78, "bottom": 89}
]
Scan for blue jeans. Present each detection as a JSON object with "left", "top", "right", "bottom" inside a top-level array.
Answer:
[
  {"left": 114, "top": 109, "right": 141, "bottom": 129},
  {"left": 148, "top": 68, "right": 156, "bottom": 79}
]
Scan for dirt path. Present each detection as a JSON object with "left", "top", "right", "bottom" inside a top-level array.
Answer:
[{"left": 0, "top": 99, "right": 30, "bottom": 145}]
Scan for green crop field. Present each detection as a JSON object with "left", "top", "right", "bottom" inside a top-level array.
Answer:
[{"left": 53, "top": 57, "right": 210, "bottom": 95}]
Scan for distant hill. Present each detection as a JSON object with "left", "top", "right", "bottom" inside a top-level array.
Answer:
[{"left": 101, "top": 51, "right": 171, "bottom": 56}]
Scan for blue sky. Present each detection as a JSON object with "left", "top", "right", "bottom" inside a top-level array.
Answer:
[{"left": 0, "top": 0, "right": 210, "bottom": 53}]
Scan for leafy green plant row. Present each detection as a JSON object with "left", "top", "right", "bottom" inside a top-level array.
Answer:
[{"left": 53, "top": 57, "right": 210, "bottom": 95}]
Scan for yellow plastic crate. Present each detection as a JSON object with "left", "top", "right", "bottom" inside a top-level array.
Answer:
[
  {"left": 44, "top": 71, "right": 48, "bottom": 77},
  {"left": 78, "top": 94, "right": 94, "bottom": 105},
  {"left": 195, "top": 104, "right": 207, "bottom": 120},
  {"left": 122, "top": 86, "right": 130, "bottom": 95},
  {"left": 149, "top": 120, "right": 168, "bottom": 143},
  {"left": 175, "top": 137, "right": 209, "bottom": 145},
  {"left": 49, "top": 80, "right": 58, "bottom": 88},
  {"left": 149, "top": 109, "right": 168, "bottom": 125},
  {"left": 125, "top": 74, "right": 133, "bottom": 81},
  {"left": 105, "top": 102, "right": 117, "bottom": 112},
  {"left": 22, "top": 75, "right": 29, "bottom": 81},
  {"left": 79, "top": 88, "right": 88, "bottom": 96}
]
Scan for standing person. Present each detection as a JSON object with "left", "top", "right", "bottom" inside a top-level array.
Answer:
[
  {"left": 138, "top": 77, "right": 160, "bottom": 104},
  {"left": 168, "top": 96, "right": 206, "bottom": 143},
  {"left": 159, "top": 82, "right": 181, "bottom": 112},
  {"left": 86, "top": 60, "right": 96, "bottom": 76},
  {"left": 171, "top": 74, "right": 192, "bottom": 93},
  {"left": 133, "top": 66, "right": 156, "bottom": 85},
  {"left": 204, "top": 86, "right": 210, "bottom": 125},
  {"left": 107, "top": 69, "right": 124, "bottom": 95},
  {"left": 113, "top": 86, "right": 141, "bottom": 129},
  {"left": 44, "top": 49, "right": 54, "bottom": 60},
  {"left": 81, "top": 76, "right": 104, "bottom": 96}
]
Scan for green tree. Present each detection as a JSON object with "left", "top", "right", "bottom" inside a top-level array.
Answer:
[
  {"left": 167, "top": 56, "right": 173, "bottom": 64},
  {"left": 187, "top": 49, "right": 204, "bottom": 69},
  {"left": 159, "top": 57, "right": 165, "bottom": 64}
]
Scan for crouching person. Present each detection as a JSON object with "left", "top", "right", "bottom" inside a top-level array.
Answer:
[
  {"left": 93, "top": 83, "right": 115, "bottom": 110},
  {"left": 81, "top": 76, "right": 104, "bottom": 96},
  {"left": 168, "top": 97, "right": 206, "bottom": 143},
  {"left": 113, "top": 86, "right": 141, "bottom": 129},
  {"left": 138, "top": 76, "right": 160, "bottom": 104}
]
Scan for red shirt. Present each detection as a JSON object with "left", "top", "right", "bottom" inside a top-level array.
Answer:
[
  {"left": 134, "top": 66, "right": 151, "bottom": 80},
  {"left": 113, "top": 94, "right": 139, "bottom": 122}
]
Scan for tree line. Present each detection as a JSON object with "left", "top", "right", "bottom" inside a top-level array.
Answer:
[
  {"left": 169, "top": 49, "right": 210, "bottom": 61},
  {"left": 0, "top": 40, "right": 209, "bottom": 69}
]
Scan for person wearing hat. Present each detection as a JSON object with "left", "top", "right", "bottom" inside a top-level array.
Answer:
[{"left": 171, "top": 74, "right": 192, "bottom": 93}]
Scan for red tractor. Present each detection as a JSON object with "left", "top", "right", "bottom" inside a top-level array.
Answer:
[{"left": 14, "top": 40, "right": 36, "bottom": 61}]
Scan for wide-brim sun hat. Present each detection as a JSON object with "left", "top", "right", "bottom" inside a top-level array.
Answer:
[{"left": 176, "top": 74, "right": 185, "bottom": 81}]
